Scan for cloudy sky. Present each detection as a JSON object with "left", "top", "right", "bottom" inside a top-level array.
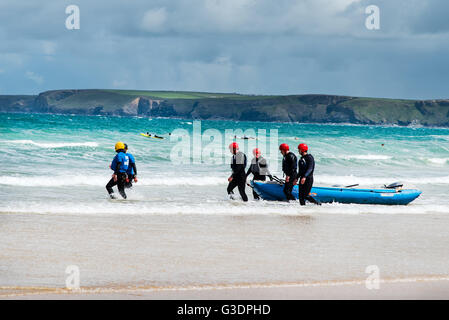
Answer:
[{"left": 0, "top": 0, "right": 448, "bottom": 99}]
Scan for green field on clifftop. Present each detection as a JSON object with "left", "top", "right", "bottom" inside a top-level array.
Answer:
[{"left": 1, "top": 89, "right": 448, "bottom": 127}]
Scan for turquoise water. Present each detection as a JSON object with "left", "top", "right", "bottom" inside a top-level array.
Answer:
[
  {"left": 1, "top": 113, "right": 449, "bottom": 290},
  {"left": 1, "top": 113, "right": 448, "bottom": 215}
]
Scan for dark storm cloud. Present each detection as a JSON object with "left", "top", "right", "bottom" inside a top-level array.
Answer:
[{"left": 0, "top": 0, "right": 448, "bottom": 99}]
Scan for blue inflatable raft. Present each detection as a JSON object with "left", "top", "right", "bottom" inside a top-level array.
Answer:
[{"left": 251, "top": 181, "right": 421, "bottom": 205}]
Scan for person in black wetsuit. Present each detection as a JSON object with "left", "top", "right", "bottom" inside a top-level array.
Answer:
[
  {"left": 280, "top": 143, "right": 297, "bottom": 201},
  {"left": 124, "top": 144, "right": 138, "bottom": 189},
  {"left": 297, "top": 143, "right": 320, "bottom": 206},
  {"left": 227, "top": 142, "right": 248, "bottom": 202},
  {"left": 246, "top": 148, "right": 273, "bottom": 200}
]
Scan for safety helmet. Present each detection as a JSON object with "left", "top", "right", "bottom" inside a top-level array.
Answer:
[
  {"left": 298, "top": 143, "right": 308, "bottom": 153},
  {"left": 279, "top": 143, "right": 289, "bottom": 152},
  {"left": 253, "top": 148, "right": 261, "bottom": 156},
  {"left": 115, "top": 141, "right": 125, "bottom": 152},
  {"left": 229, "top": 142, "right": 239, "bottom": 150}
]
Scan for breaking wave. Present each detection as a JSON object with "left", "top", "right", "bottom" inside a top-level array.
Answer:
[
  {"left": 0, "top": 175, "right": 228, "bottom": 187},
  {"left": 1, "top": 173, "right": 448, "bottom": 187},
  {"left": 5, "top": 140, "right": 98, "bottom": 148}
]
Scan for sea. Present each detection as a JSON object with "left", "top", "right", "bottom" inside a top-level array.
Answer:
[{"left": 1, "top": 113, "right": 449, "bottom": 293}]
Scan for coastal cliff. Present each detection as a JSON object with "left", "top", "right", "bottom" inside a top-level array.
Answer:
[{"left": 1, "top": 89, "right": 449, "bottom": 127}]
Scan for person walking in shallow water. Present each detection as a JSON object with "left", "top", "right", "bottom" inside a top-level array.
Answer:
[
  {"left": 227, "top": 142, "right": 248, "bottom": 202},
  {"left": 106, "top": 141, "right": 129, "bottom": 199},
  {"left": 124, "top": 143, "right": 138, "bottom": 189},
  {"left": 297, "top": 143, "right": 320, "bottom": 206},
  {"left": 246, "top": 148, "right": 273, "bottom": 200},
  {"left": 280, "top": 143, "right": 297, "bottom": 201}
]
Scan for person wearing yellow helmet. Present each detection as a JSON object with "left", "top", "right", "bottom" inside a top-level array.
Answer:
[
  {"left": 114, "top": 141, "right": 125, "bottom": 152},
  {"left": 106, "top": 141, "right": 130, "bottom": 199}
]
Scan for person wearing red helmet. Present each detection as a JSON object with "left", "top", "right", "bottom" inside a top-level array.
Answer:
[
  {"left": 227, "top": 142, "right": 248, "bottom": 202},
  {"left": 297, "top": 143, "right": 320, "bottom": 205},
  {"left": 279, "top": 143, "right": 297, "bottom": 201},
  {"left": 246, "top": 148, "right": 273, "bottom": 200}
]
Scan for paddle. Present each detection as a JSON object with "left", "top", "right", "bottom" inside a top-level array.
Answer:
[
  {"left": 272, "top": 176, "right": 358, "bottom": 188},
  {"left": 272, "top": 175, "right": 285, "bottom": 184},
  {"left": 332, "top": 183, "right": 360, "bottom": 188}
]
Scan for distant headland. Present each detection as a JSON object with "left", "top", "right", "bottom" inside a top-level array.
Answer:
[{"left": 1, "top": 89, "right": 448, "bottom": 127}]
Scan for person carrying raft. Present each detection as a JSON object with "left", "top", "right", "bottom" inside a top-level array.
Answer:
[
  {"left": 227, "top": 142, "right": 248, "bottom": 202},
  {"left": 246, "top": 148, "right": 273, "bottom": 200},
  {"left": 279, "top": 143, "right": 297, "bottom": 202},
  {"left": 297, "top": 143, "right": 320, "bottom": 206},
  {"left": 106, "top": 141, "right": 129, "bottom": 199}
]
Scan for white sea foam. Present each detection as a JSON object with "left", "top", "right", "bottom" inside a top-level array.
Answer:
[
  {"left": 314, "top": 175, "right": 449, "bottom": 186},
  {"left": 337, "top": 154, "right": 392, "bottom": 160},
  {"left": 1, "top": 173, "right": 448, "bottom": 187},
  {"left": 0, "top": 175, "right": 228, "bottom": 187},
  {"left": 426, "top": 158, "right": 449, "bottom": 165},
  {"left": 1, "top": 200, "right": 448, "bottom": 216},
  {"left": 5, "top": 140, "right": 98, "bottom": 148},
  {"left": 429, "top": 135, "right": 449, "bottom": 140}
]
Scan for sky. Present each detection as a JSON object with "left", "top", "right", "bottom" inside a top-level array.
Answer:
[{"left": 0, "top": 0, "right": 448, "bottom": 99}]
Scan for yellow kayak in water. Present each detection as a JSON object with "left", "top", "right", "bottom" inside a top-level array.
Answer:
[{"left": 140, "top": 133, "right": 164, "bottom": 139}]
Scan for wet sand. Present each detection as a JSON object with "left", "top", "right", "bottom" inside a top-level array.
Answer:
[{"left": 2, "top": 278, "right": 449, "bottom": 300}]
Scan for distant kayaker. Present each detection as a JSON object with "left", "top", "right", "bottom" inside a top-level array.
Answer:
[
  {"left": 297, "top": 143, "right": 320, "bottom": 206},
  {"left": 227, "top": 142, "right": 248, "bottom": 202},
  {"left": 280, "top": 143, "right": 297, "bottom": 201},
  {"left": 124, "top": 143, "right": 138, "bottom": 189},
  {"left": 246, "top": 148, "right": 273, "bottom": 200},
  {"left": 106, "top": 141, "right": 129, "bottom": 199}
]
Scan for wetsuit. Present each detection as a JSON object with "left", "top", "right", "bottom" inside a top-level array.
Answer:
[
  {"left": 227, "top": 151, "right": 248, "bottom": 202},
  {"left": 297, "top": 153, "right": 320, "bottom": 205},
  {"left": 106, "top": 150, "right": 129, "bottom": 199},
  {"left": 125, "top": 152, "right": 137, "bottom": 189},
  {"left": 246, "top": 156, "right": 273, "bottom": 200},
  {"left": 282, "top": 152, "right": 297, "bottom": 201}
]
